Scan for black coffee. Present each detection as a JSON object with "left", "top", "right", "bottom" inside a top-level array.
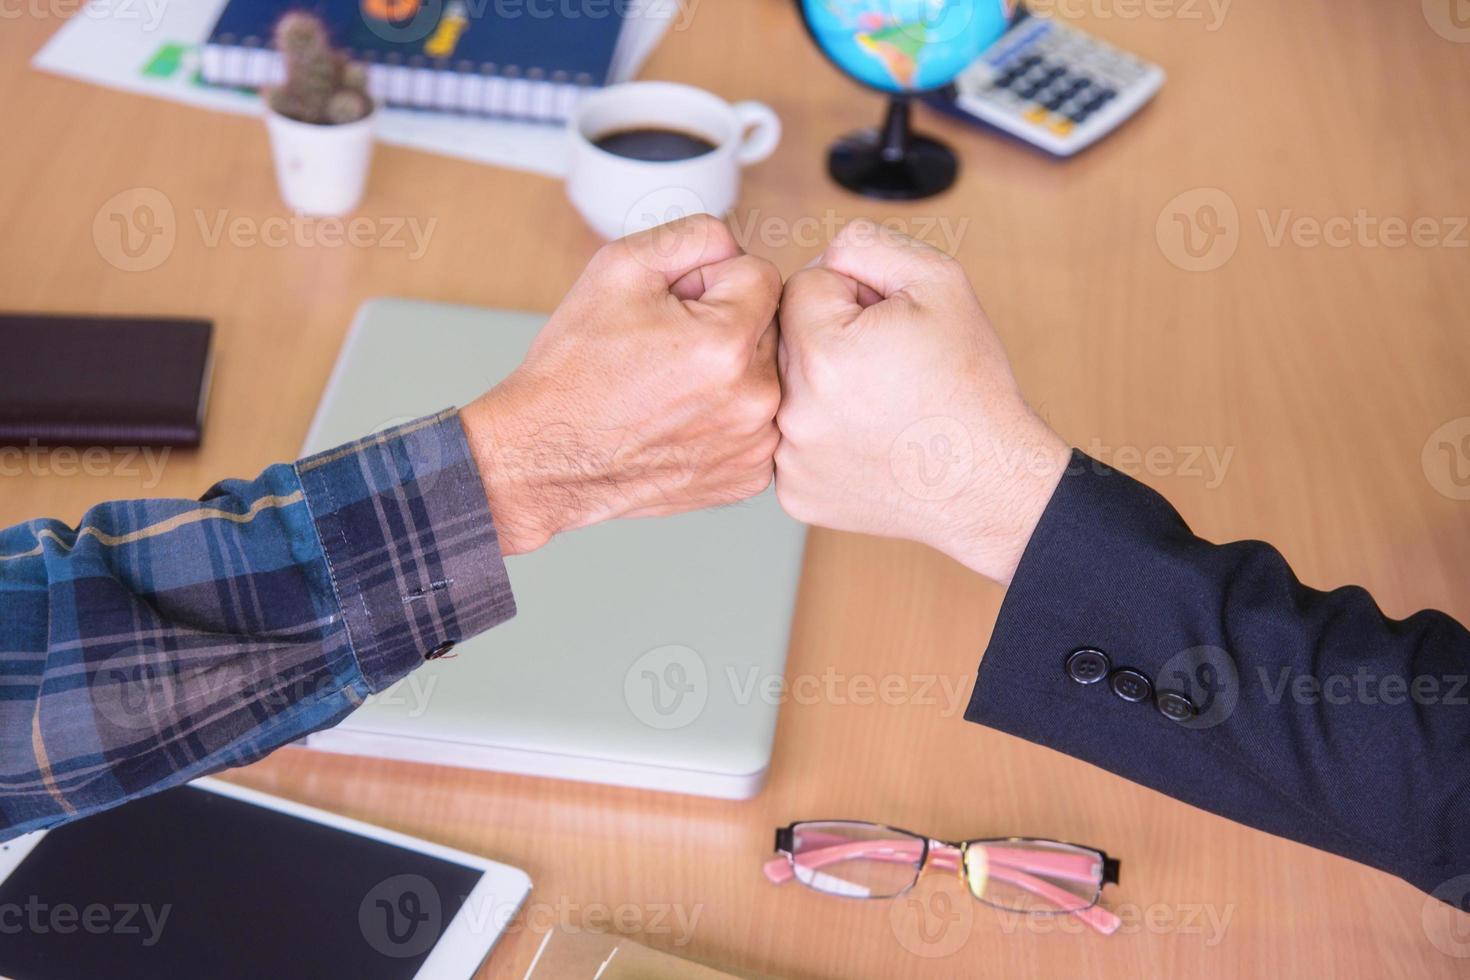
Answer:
[{"left": 593, "top": 127, "right": 718, "bottom": 162}]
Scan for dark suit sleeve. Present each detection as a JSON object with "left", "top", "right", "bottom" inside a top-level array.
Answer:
[{"left": 966, "top": 451, "right": 1470, "bottom": 898}]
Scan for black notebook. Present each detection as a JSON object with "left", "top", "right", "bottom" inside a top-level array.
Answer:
[
  {"left": 200, "top": 0, "right": 630, "bottom": 122},
  {"left": 0, "top": 314, "right": 214, "bottom": 448}
]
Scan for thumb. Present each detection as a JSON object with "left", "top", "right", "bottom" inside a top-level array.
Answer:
[
  {"left": 683, "top": 253, "right": 783, "bottom": 343},
  {"left": 778, "top": 266, "right": 868, "bottom": 338},
  {"left": 819, "top": 218, "right": 958, "bottom": 300}
]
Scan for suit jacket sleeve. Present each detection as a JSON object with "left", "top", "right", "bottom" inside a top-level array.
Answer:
[{"left": 966, "top": 450, "right": 1470, "bottom": 899}]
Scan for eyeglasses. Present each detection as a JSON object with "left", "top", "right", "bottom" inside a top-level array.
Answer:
[{"left": 763, "top": 820, "right": 1123, "bottom": 936}]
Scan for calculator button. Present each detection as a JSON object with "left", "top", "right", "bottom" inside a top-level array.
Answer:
[{"left": 1043, "top": 93, "right": 1068, "bottom": 111}]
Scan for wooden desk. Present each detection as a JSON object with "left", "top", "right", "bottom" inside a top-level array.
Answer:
[{"left": 3, "top": 3, "right": 1468, "bottom": 976}]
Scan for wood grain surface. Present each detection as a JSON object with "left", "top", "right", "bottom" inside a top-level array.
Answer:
[{"left": 2, "top": 1, "right": 1468, "bottom": 976}]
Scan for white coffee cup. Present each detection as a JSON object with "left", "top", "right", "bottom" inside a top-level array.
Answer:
[{"left": 566, "top": 81, "right": 781, "bottom": 240}]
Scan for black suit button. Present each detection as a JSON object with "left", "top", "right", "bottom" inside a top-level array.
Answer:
[
  {"left": 1156, "top": 690, "right": 1197, "bottom": 722},
  {"left": 1065, "top": 648, "right": 1111, "bottom": 685},
  {"left": 1109, "top": 668, "right": 1153, "bottom": 703}
]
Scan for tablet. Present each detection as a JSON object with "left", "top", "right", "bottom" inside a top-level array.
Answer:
[{"left": 0, "top": 779, "right": 531, "bottom": 980}]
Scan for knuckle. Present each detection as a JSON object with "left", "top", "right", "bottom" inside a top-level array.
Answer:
[
  {"left": 801, "top": 346, "right": 843, "bottom": 394},
  {"left": 697, "top": 333, "right": 749, "bottom": 383},
  {"left": 773, "top": 476, "right": 812, "bottom": 523},
  {"left": 748, "top": 383, "right": 781, "bottom": 427},
  {"left": 683, "top": 212, "right": 737, "bottom": 253}
]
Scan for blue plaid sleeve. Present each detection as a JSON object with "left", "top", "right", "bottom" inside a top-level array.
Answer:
[{"left": 0, "top": 410, "right": 515, "bottom": 839}]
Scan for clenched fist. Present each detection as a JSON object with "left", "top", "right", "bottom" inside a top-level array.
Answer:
[
  {"left": 462, "top": 214, "right": 781, "bottom": 555},
  {"left": 775, "top": 220, "right": 1070, "bottom": 583}
]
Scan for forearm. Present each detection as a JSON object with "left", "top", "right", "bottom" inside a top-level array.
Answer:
[
  {"left": 966, "top": 451, "right": 1470, "bottom": 896},
  {"left": 0, "top": 410, "right": 514, "bottom": 838}
]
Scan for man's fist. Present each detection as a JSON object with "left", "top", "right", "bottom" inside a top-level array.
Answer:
[
  {"left": 462, "top": 214, "right": 781, "bottom": 555},
  {"left": 775, "top": 220, "right": 1069, "bottom": 583}
]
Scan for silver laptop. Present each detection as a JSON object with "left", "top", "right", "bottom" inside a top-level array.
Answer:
[{"left": 299, "top": 299, "right": 805, "bottom": 798}]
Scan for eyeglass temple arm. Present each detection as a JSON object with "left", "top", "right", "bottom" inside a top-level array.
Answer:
[{"left": 762, "top": 840, "right": 1121, "bottom": 936}]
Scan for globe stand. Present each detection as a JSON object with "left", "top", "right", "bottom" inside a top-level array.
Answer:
[{"left": 826, "top": 96, "right": 957, "bottom": 201}]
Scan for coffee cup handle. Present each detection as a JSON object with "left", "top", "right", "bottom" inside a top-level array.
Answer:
[{"left": 731, "top": 101, "right": 781, "bottom": 166}]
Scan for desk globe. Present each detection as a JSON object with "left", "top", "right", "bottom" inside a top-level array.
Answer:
[{"left": 799, "top": 0, "right": 1014, "bottom": 199}]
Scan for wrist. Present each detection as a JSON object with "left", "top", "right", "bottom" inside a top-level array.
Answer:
[
  {"left": 939, "top": 419, "right": 1069, "bottom": 584},
  {"left": 460, "top": 387, "right": 590, "bottom": 557}
]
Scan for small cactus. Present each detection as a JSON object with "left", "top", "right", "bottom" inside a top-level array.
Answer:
[{"left": 267, "top": 12, "right": 373, "bottom": 125}]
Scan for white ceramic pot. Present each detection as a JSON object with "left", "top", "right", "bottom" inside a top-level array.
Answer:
[{"left": 264, "top": 106, "right": 376, "bottom": 217}]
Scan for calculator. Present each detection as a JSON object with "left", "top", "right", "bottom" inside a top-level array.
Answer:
[{"left": 930, "top": 9, "right": 1165, "bottom": 157}]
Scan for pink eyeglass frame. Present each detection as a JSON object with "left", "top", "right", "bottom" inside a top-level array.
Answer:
[{"left": 764, "top": 821, "right": 1123, "bottom": 936}]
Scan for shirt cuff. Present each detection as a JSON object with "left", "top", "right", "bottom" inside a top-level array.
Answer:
[
  {"left": 295, "top": 409, "right": 516, "bottom": 691},
  {"left": 965, "top": 450, "right": 1217, "bottom": 746}
]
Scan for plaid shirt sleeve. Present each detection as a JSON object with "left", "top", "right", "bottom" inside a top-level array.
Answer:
[{"left": 0, "top": 410, "right": 515, "bottom": 839}]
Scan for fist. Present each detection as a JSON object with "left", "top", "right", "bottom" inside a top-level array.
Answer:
[
  {"left": 775, "top": 220, "right": 1069, "bottom": 583},
  {"left": 463, "top": 214, "right": 781, "bottom": 554}
]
